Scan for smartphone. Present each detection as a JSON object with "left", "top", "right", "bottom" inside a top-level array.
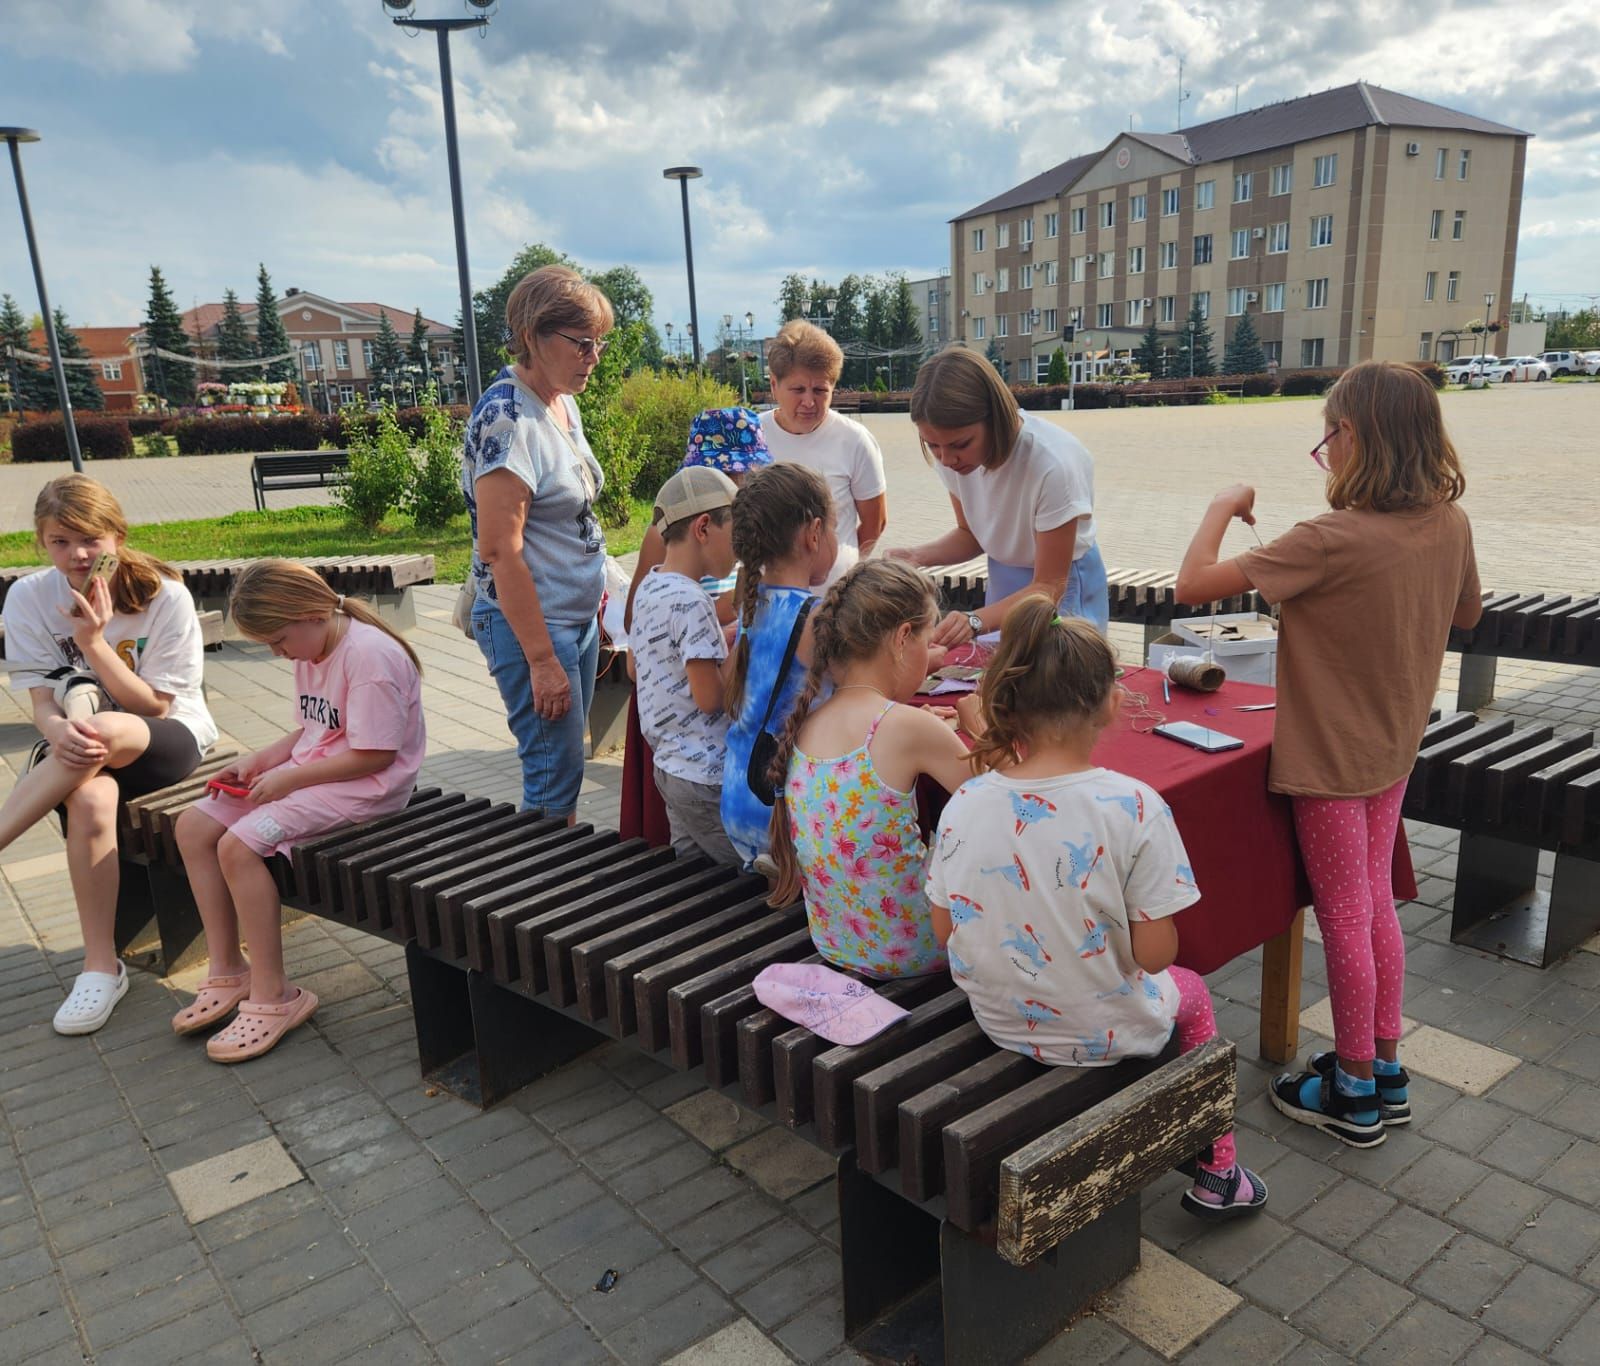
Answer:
[
  {"left": 1153, "top": 720, "right": 1245, "bottom": 753},
  {"left": 206, "top": 778, "right": 252, "bottom": 799},
  {"left": 82, "top": 551, "right": 118, "bottom": 591}
]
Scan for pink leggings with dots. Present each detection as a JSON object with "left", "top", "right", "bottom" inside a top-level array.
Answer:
[
  {"left": 1292, "top": 777, "right": 1409, "bottom": 1062},
  {"left": 1169, "top": 965, "right": 1237, "bottom": 1174}
]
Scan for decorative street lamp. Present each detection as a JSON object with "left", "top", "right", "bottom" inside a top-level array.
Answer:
[
  {"left": 663, "top": 166, "right": 705, "bottom": 369},
  {"left": 381, "top": 1, "right": 494, "bottom": 405},
  {"left": 3, "top": 127, "right": 83, "bottom": 471},
  {"left": 722, "top": 311, "right": 755, "bottom": 403}
]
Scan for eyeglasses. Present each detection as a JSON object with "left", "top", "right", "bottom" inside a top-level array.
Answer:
[
  {"left": 553, "top": 330, "right": 609, "bottom": 360},
  {"left": 1309, "top": 431, "right": 1334, "bottom": 471}
]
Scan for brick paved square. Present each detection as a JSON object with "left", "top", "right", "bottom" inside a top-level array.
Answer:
[
  {"left": 1290, "top": 1263, "right": 1412, "bottom": 1357},
  {"left": 1479, "top": 1263, "right": 1596, "bottom": 1353},
  {"left": 1100, "top": 1239, "right": 1241, "bottom": 1359},
  {"left": 1412, "top": 1233, "right": 1522, "bottom": 1314}
]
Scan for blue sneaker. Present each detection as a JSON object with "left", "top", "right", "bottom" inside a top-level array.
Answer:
[{"left": 1269, "top": 1068, "right": 1385, "bottom": 1147}]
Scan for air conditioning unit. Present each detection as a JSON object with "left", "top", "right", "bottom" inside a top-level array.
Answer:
[
  {"left": 1142, "top": 298, "right": 1154, "bottom": 307},
  {"left": 1252, "top": 227, "right": 1266, "bottom": 238},
  {"left": 1405, "top": 141, "right": 1421, "bottom": 156},
  {"left": 1019, "top": 241, "right": 1031, "bottom": 253},
  {"left": 1245, "top": 290, "right": 1259, "bottom": 303}
]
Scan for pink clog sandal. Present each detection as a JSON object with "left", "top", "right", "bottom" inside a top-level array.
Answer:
[
  {"left": 205, "top": 988, "right": 319, "bottom": 1063},
  {"left": 171, "top": 971, "right": 252, "bottom": 1036}
]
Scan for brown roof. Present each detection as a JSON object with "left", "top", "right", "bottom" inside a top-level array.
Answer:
[
  {"left": 168, "top": 297, "right": 451, "bottom": 340},
  {"left": 342, "top": 303, "right": 453, "bottom": 335},
  {"left": 955, "top": 80, "right": 1529, "bottom": 221},
  {"left": 29, "top": 326, "right": 140, "bottom": 356}
]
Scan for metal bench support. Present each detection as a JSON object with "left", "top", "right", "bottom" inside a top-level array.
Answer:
[
  {"left": 1452, "top": 834, "right": 1600, "bottom": 968},
  {"left": 1457, "top": 653, "right": 1497, "bottom": 711}
]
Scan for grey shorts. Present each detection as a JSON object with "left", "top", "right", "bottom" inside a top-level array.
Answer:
[{"left": 652, "top": 768, "right": 741, "bottom": 866}]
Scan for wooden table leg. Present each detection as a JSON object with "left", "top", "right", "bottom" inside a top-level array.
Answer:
[{"left": 1259, "top": 908, "right": 1305, "bottom": 1065}]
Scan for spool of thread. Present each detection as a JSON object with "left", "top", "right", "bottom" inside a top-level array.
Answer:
[{"left": 1165, "top": 656, "right": 1226, "bottom": 692}]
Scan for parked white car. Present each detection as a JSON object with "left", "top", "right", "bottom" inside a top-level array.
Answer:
[
  {"left": 1541, "top": 350, "right": 1588, "bottom": 375},
  {"left": 1445, "top": 354, "right": 1498, "bottom": 383},
  {"left": 1579, "top": 352, "right": 1600, "bottom": 376},
  {"left": 1486, "top": 356, "right": 1550, "bottom": 383}
]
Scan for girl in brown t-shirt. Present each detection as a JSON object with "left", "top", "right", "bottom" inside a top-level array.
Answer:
[{"left": 1175, "top": 360, "right": 1481, "bottom": 1149}]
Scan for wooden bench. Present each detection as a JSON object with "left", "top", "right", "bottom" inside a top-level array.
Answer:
[
  {"left": 1403, "top": 712, "right": 1600, "bottom": 967},
  {"left": 117, "top": 782, "right": 1237, "bottom": 1363},
  {"left": 250, "top": 449, "right": 350, "bottom": 510}
]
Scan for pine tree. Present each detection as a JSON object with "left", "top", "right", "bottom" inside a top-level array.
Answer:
[
  {"left": 407, "top": 308, "right": 430, "bottom": 369},
  {"left": 372, "top": 310, "right": 407, "bottom": 395},
  {"left": 1222, "top": 311, "right": 1266, "bottom": 375},
  {"left": 0, "top": 293, "right": 38, "bottom": 413},
  {"left": 252, "top": 264, "right": 296, "bottom": 382},
  {"left": 1046, "top": 347, "right": 1069, "bottom": 385},
  {"left": 1133, "top": 320, "right": 1165, "bottom": 379},
  {"left": 217, "top": 289, "right": 256, "bottom": 376},
  {"left": 1178, "top": 299, "right": 1216, "bottom": 378},
  {"left": 50, "top": 311, "right": 104, "bottom": 411},
  {"left": 142, "top": 266, "right": 197, "bottom": 404},
  {"left": 887, "top": 276, "right": 919, "bottom": 349}
]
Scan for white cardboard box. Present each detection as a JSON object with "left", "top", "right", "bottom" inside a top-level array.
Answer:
[{"left": 1148, "top": 612, "right": 1279, "bottom": 686}]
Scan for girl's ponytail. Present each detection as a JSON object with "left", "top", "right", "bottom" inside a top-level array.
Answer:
[
  {"left": 724, "top": 565, "right": 760, "bottom": 719},
  {"left": 229, "top": 559, "right": 421, "bottom": 674}
]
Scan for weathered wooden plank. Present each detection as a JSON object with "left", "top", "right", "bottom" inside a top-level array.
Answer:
[
  {"left": 852, "top": 1020, "right": 995, "bottom": 1174},
  {"left": 666, "top": 922, "right": 813, "bottom": 1070},
  {"left": 898, "top": 1051, "right": 1042, "bottom": 1203}
]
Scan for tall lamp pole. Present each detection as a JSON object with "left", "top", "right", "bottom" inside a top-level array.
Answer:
[
  {"left": 3, "top": 128, "right": 83, "bottom": 472},
  {"left": 663, "top": 166, "right": 704, "bottom": 369},
  {"left": 383, "top": 2, "right": 491, "bottom": 404}
]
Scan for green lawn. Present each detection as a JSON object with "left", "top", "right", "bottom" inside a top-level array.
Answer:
[{"left": 0, "top": 499, "right": 656, "bottom": 583}]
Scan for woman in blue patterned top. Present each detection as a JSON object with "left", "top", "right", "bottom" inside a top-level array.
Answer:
[{"left": 461, "top": 266, "right": 612, "bottom": 819}]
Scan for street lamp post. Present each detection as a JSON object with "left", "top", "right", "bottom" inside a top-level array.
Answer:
[
  {"left": 3, "top": 128, "right": 83, "bottom": 472},
  {"left": 1483, "top": 293, "right": 1496, "bottom": 366},
  {"left": 382, "top": 2, "right": 492, "bottom": 405},
  {"left": 663, "top": 167, "right": 704, "bottom": 369},
  {"left": 1187, "top": 320, "right": 1197, "bottom": 378}
]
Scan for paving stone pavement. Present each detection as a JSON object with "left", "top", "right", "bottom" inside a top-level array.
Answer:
[{"left": 0, "top": 383, "right": 1596, "bottom": 1362}]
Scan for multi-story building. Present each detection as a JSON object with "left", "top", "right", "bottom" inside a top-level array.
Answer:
[
  {"left": 27, "top": 325, "right": 145, "bottom": 410},
  {"left": 949, "top": 82, "right": 1528, "bottom": 381},
  {"left": 903, "top": 270, "right": 954, "bottom": 354}
]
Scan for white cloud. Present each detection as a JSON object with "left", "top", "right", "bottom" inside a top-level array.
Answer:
[{"left": 4, "top": 0, "right": 304, "bottom": 73}]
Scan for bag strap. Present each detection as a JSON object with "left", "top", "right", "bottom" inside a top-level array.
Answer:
[{"left": 756, "top": 596, "right": 814, "bottom": 734}]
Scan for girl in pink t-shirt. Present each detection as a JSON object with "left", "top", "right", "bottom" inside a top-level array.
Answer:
[{"left": 173, "top": 560, "right": 425, "bottom": 1062}]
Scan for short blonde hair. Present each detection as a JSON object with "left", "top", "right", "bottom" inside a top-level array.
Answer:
[
  {"left": 766, "top": 320, "right": 843, "bottom": 384},
  {"left": 908, "top": 345, "right": 1023, "bottom": 470},
  {"left": 505, "top": 266, "right": 614, "bottom": 365}
]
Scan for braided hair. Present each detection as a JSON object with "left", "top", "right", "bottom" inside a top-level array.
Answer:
[{"left": 764, "top": 559, "right": 939, "bottom": 907}]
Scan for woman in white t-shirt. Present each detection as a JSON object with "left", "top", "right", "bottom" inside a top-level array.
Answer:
[
  {"left": 762, "top": 321, "right": 887, "bottom": 585},
  {"left": 0, "top": 476, "right": 217, "bottom": 1036},
  {"left": 886, "top": 347, "right": 1108, "bottom": 642}
]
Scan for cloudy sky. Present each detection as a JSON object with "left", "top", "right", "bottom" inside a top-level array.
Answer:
[{"left": 3, "top": 0, "right": 1598, "bottom": 347}]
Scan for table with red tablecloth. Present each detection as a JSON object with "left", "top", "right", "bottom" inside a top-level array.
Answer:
[{"left": 618, "top": 665, "right": 1416, "bottom": 1062}]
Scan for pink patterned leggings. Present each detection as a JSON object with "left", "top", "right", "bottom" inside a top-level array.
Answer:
[
  {"left": 1169, "top": 965, "right": 1236, "bottom": 1174},
  {"left": 1291, "top": 777, "right": 1409, "bottom": 1062}
]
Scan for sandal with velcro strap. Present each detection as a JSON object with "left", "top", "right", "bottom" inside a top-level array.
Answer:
[
  {"left": 1180, "top": 1163, "right": 1270, "bottom": 1221},
  {"left": 1309, "top": 1050, "right": 1411, "bottom": 1125},
  {"left": 1269, "top": 1068, "right": 1386, "bottom": 1147}
]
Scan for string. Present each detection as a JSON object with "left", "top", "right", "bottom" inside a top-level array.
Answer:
[{"left": 1120, "top": 686, "right": 1165, "bottom": 734}]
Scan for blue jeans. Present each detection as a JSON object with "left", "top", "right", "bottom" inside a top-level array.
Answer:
[{"left": 473, "top": 602, "right": 598, "bottom": 817}]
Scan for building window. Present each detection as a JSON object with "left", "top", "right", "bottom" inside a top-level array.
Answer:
[
  {"left": 1070, "top": 256, "right": 1085, "bottom": 283},
  {"left": 1100, "top": 201, "right": 1115, "bottom": 229},
  {"left": 996, "top": 313, "right": 1009, "bottom": 337},
  {"left": 1020, "top": 217, "right": 1034, "bottom": 244},
  {"left": 302, "top": 342, "right": 322, "bottom": 370},
  {"left": 1125, "top": 299, "right": 1143, "bottom": 326},
  {"left": 1043, "top": 308, "right": 1057, "bottom": 332},
  {"left": 1231, "top": 229, "right": 1250, "bottom": 260},
  {"left": 1418, "top": 331, "right": 1433, "bottom": 360},
  {"left": 1429, "top": 209, "right": 1442, "bottom": 240},
  {"left": 1045, "top": 211, "right": 1059, "bottom": 237},
  {"left": 1162, "top": 187, "right": 1181, "bottom": 216},
  {"left": 1307, "top": 277, "right": 1329, "bottom": 309},
  {"left": 1193, "top": 234, "right": 1213, "bottom": 265},
  {"left": 1127, "top": 245, "right": 1145, "bottom": 274},
  {"left": 1019, "top": 264, "right": 1033, "bottom": 288},
  {"left": 997, "top": 222, "right": 1011, "bottom": 248},
  {"left": 1233, "top": 172, "right": 1253, "bottom": 203},
  {"left": 1264, "top": 282, "right": 1285, "bottom": 312},
  {"left": 1096, "top": 302, "right": 1114, "bottom": 328},
  {"left": 997, "top": 267, "right": 1009, "bottom": 292},
  {"left": 1310, "top": 214, "right": 1334, "bottom": 248},
  {"left": 333, "top": 340, "right": 350, "bottom": 368},
  {"left": 362, "top": 340, "right": 375, "bottom": 368},
  {"left": 1301, "top": 338, "right": 1325, "bottom": 367},
  {"left": 1424, "top": 271, "right": 1437, "bottom": 301},
  {"left": 1227, "top": 287, "right": 1247, "bottom": 316},
  {"left": 1313, "top": 153, "right": 1337, "bottom": 187},
  {"left": 1263, "top": 340, "right": 1282, "bottom": 365},
  {"left": 1458, "top": 148, "right": 1471, "bottom": 180},
  {"left": 1043, "top": 260, "right": 1058, "bottom": 286},
  {"left": 1447, "top": 270, "right": 1460, "bottom": 301},
  {"left": 1130, "top": 193, "right": 1147, "bottom": 222},
  {"left": 1434, "top": 147, "right": 1447, "bottom": 180},
  {"left": 1270, "top": 162, "right": 1293, "bottom": 196},
  {"left": 1194, "top": 291, "right": 1211, "bottom": 320},
  {"left": 1452, "top": 210, "right": 1466, "bottom": 240},
  {"left": 1036, "top": 354, "right": 1050, "bottom": 382},
  {"left": 972, "top": 227, "right": 986, "bottom": 251},
  {"left": 1070, "top": 206, "right": 1086, "bottom": 234},
  {"left": 339, "top": 384, "right": 355, "bottom": 404},
  {"left": 973, "top": 317, "right": 985, "bottom": 339},
  {"left": 100, "top": 361, "right": 122, "bottom": 381},
  {"left": 1159, "top": 241, "right": 1178, "bottom": 269},
  {"left": 1159, "top": 295, "right": 1176, "bottom": 323},
  {"left": 1023, "top": 310, "right": 1037, "bottom": 335},
  {"left": 1195, "top": 180, "right": 1215, "bottom": 210},
  {"left": 1267, "top": 222, "right": 1290, "bottom": 253},
  {"left": 1098, "top": 251, "right": 1115, "bottom": 279},
  {"left": 972, "top": 272, "right": 986, "bottom": 295}
]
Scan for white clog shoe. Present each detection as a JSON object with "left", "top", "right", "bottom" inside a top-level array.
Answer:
[{"left": 52, "top": 963, "right": 129, "bottom": 1035}]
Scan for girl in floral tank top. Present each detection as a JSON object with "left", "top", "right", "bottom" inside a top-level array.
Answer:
[{"left": 765, "top": 561, "right": 982, "bottom": 979}]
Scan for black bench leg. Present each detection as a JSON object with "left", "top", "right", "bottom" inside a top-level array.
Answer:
[
  {"left": 406, "top": 945, "right": 600, "bottom": 1108},
  {"left": 1448, "top": 832, "right": 1596, "bottom": 969},
  {"left": 838, "top": 1151, "right": 941, "bottom": 1346},
  {"left": 1457, "top": 654, "right": 1497, "bottom": 711},
  {"left": 114, "top": 856, "right": 205, "bottom": 976}
]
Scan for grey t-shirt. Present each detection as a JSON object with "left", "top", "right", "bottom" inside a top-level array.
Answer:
[{"left": 462, "top": 367, "right": 606, "bottom": 624}]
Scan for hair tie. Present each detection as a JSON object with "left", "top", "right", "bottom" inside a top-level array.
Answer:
[
  {"left": 336, "top": 594, "right": 345, "bottom": 612},
  {"left": 1051, "top": 615, "right": 1063, "bottom": 626}
]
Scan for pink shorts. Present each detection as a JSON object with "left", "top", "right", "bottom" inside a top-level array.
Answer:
[{"left": 194, "top": 764, "right": 410, "bottom": 858}]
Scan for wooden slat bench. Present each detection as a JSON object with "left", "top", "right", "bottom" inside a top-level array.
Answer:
[
  {"left": 250, "top": 449, "right": 350, "bottom": 510},
  {"left": 115, "top": 780, "right": 1237, "bottom": 1363},
  {"left": 1403, "top": 712, "right": 1600, "bottom": 967}
]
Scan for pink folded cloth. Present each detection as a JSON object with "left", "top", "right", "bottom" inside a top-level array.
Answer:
[{"left": 753, "top": 962, "right": 910, "bottom": 1045}]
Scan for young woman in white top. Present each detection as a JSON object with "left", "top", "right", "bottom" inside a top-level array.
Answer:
[
  {"left": 1, "top": 475, "right": 217, "bottom": 1035},
  {"left": 886, "top": 347, "right": 1108, "bottom": 643},
  {"left": 761, "top": 320, "right": 888, "bottom": 586}
]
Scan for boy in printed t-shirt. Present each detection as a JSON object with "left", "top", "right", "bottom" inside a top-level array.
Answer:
[{"left": 631, "top": 466, "right": 741, "bottom": 864}]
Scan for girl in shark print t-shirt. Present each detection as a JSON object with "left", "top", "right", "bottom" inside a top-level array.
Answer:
[{"left": 927, "top": 598, "right": 1268, "bottom": 1221}]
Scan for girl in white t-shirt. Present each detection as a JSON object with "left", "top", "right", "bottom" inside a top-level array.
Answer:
[
  {"left": 888, "top": 347, "right": 1108, "bottom": 640},
  {"left": 927, "top": 596, "right": 1267, "bottom": 1221},
  {"left": 173, "top": 561, "right": 425, "bottom": 1063},
  {"left": 0, "top": 475, "right": 217, "bottom": 1036}
]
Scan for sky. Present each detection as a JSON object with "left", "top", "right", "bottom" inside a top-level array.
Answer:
[{"left": 3, "top": 0, "right": 1598, "bottom": 351}]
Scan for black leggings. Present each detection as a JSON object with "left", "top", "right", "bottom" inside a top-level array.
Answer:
[{"left": 106, "top": 717, "right": 204, "bottom": 799}]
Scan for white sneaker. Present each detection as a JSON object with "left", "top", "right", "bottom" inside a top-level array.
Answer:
[{"left": 53, "top": 963, "right": 129, "bottom": 1035}]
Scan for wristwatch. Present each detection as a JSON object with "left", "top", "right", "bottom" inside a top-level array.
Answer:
[{"left": 966, "top": 612, "right": 984, "bottom": 637}]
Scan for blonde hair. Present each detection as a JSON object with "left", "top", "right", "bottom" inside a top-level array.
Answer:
[
  {"left": 766, "top": 320, "right": 844, "bottom": 384},
  {"left": 909, "top": 346, "right": 1023, "bottom": 470},
  {"left": 505, "top": 266, "right": 615, "bottom": 366},
  {"left": 725, "top": 464, "right": 832, "bottom": 718},
  {"left": 33, "top": 474, "right": 177, "bottom": 614},
  {"left": 969, "top": 596, "right": 1116, "bottom": 772},
  {"left": 229, "top": 559, "right": 421, "bottom": 673},
  {"left": 1321, "top": 360, "right": 1466, "bottom": 512},
  {"left": 765, "top": 560, "right": 940, "bottom": 905}
]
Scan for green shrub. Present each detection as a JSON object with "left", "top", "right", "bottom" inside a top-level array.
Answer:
[
  {"left": 12, "top": 417, "right": 133, "bottom": 462},
  {"left": 167, "top": 413, "right": 334, "bottom": 454},
  {"left": 142, "top": 432, "right": 175, "bottom": 458},
  {"left": 1407, "top": 361, "right": 1446, "bottom": 390},
  {"left": 618, "top": 368, "right": 738, "bottom": 499},
  {"left": 336, "top": 402, "right": 411, "bottom": 531},
  {"left": 403, "top": 402, "right": 467, "bottom": 531},
  {"left": 574, "top": 322, "right": 650, "bottom": 527},
  {"left": 1278, "top": 368, "right": 1343, "bottom": 397}
]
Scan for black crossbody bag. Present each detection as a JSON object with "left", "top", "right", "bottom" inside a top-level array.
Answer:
[{"left": 745, "top": 598, "right": 814, "bottom": 807}]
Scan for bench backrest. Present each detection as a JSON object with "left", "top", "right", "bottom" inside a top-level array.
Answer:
[{"left": 252, "top": 450, "right": 349, "bottom": 476}]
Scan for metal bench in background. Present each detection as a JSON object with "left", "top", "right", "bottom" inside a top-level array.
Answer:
[{"left": 249, "top": 449, "right": 350, "bottom": 510}]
